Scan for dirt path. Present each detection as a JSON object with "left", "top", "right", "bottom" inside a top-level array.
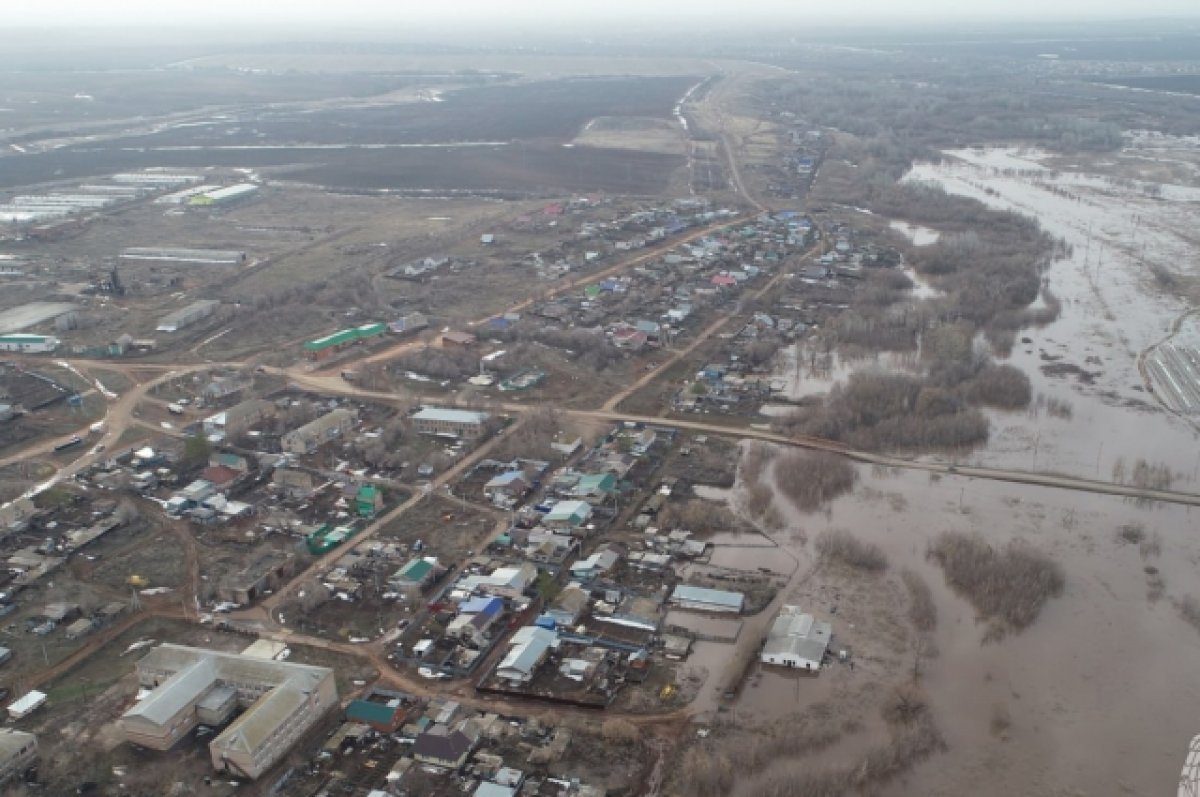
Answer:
[
  {"left": 251, "top": 415, "right": 529, "bottom": 617},
  {"left": 603, "top": 247, "right": 816, "bottom": 412},
  {"left": 316, "top": 213, "right": 755, "bottom": 374}
]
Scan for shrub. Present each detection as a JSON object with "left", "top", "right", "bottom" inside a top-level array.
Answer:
[
  {"left": 901, "top": 568, "right": 937, "bottom": 632},
  {"left": 961, "top": 363, "right": 1032, "bottom": 409},
  {"left": 927, "top": 532, "right": 1064, "bottom": 631},
  {"left": 815, "top": 529, "right": 888, "bottom": 571},
  {"left": 778, "top": 370, "right": 990, "bottom": 451},
  {"left": 774, "top": 451, "right": 857, "bottom": 511},
  {"left": 1115, "top": 523, "right": 1145, "bottom": 545},
  {"left": 1177, "top": 595, "right": 1200, "bottom": 635},
  {"left": 600, "top": 718, "right": 639, "bottom": 744}
]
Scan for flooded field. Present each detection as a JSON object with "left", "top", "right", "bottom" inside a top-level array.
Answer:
[
  {"left": 769, "top": 344, "right": 918, "bottom": 401},
  {"left": 906, "top": 144, "right": 1200, "bottom": 482},
  {"left": 889, "top": 219, "right": 941, "bottom": 246},
  {"left": 702, "top": 448, "right": 1200, "bottom": 795}
]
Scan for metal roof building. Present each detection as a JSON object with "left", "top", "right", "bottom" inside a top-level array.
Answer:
[
  {"left": 156, "top": 300, "right": 220, "bottom": 332},
  {"left": 761, "top": 605, "right": 832, "bottom": 672},
  {"left": 497, "top": 626, "right": 558, "bottom": 684},
  {"left": 120, "top": 643, "right": 337, "bottom": 780},
  {"left": 0, "top": 334, "right": 59, "bottom": 354},
  {"left": 669, "top": 585, "right": 745, "bottom": 614},
  {"left": 412, "top": 407, "right": 489, "bottom": 439}
]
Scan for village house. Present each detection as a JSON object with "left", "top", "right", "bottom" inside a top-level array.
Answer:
[
  {"left": 281, "top": 409, "right": 357, "bottom": 455},
  {"left": 388, "top": 557, "right": 445, "bottom": 598},
  {"left": 412, "top": 722, "right": 479, "bottom": 769},
  {"left": 496, "top": 626, "right": 558, "bottom": 684}
]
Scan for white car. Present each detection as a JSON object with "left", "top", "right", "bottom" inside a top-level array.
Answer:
[{"left": 418, "top": 667, "right": 449, "bottom": 680}]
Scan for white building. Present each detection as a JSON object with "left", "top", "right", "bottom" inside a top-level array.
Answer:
[
  {"left": 760, "top": 605, "right": 832, "bottom": 672},
  {"left": 496, "top": 626, "right": 558, "bottom": 684},
  {"left": 0, "top": 335, "right": 59, "bottom": 354},
  {"left": 669, "top": 585, "right": 745, "bottom": 614}
]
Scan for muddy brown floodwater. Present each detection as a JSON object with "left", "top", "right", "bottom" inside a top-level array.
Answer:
[
  {"left": 704, "top": 452, "right": 1200, "bottom": 795},
  {"left": 907, "top": 145, "right": 1200, "bottom": 485},
  {"left": 693, "top": 139, "right": 1200, "bottom": 792}
]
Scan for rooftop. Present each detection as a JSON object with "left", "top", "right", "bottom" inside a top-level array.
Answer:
[{"left": 413, "top": 407, "right": 490, "bottom": 424}]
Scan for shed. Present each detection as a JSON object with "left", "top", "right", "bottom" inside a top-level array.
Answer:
[
  {"left": 7, "top": 691, "right": 46, "bottom": 720},
  {"left": 669, "top": 585, "right": 745, "bottom": 613},
  {"left": 64, "top": 618, "right": 95, "bottom": 639}
]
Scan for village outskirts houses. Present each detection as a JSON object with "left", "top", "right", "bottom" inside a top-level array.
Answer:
[
  {"left": 201, "top": 398, "right": 274, "bottom": 442},
  {"left": 281, "top": 408, "right": 357, "bottom": 455}
]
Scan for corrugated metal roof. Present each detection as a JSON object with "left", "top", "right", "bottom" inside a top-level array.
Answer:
[
  {"left": 498, "top": 627, "right": 556, "bottom": 677},
  {"left": 397, "top": 558, "right": 434, "bottom": 582},
  {"left": 123, "top": 658, "right": 216, "bottom": 725},
  {"left": 413, "top": 407, "right": 489, "bottom": 424},
  {"left": 346, "top": 699, "right": 399, "bottom": 726},
  {"left": 213, "top": 683, "right": 306, "bottom": 754},
  {"left": 670, "top": 585, "right": 745, "bottom": 610}
]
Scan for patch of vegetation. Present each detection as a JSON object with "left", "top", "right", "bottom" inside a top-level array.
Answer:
[
  {"left": 774, "top": 450, "right": 857, "bottom": 511},
  {"left": 815, "top": 528, "right": 888, "bottom": 572},
  {"left": 927, "top": 531, "right": 1064, "bottom": 633},
  {"left": 901, "top": 568, "right": 937, "bottom": 632},
  {"left": 1115, "top": 523, "right": 1145, "bottom": 545},
  {"left": 778, "top": 370, "right": 990, "bottom": 451}
]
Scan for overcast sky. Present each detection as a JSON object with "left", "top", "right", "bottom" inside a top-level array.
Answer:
[{"left": 8, "top": 0, "right": 1200, "bottom": 27}]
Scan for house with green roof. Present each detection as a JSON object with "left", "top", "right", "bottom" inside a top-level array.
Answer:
[
  {"left": 355, "top": 484, "right": 382, "bottom": 517},
  {"left": 345, "top": 688, "right": 415, "bottom": 732},
  {"left": 388, "top": 557, "right": 445, "bottom": 596},
  {"left": 571, "top": 472, "right": 616, "bottom": 504}
]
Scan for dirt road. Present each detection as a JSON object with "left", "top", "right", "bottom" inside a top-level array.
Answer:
[
  {"left": 317, "top": 212, "right": 755, "bottom": 374},
  {"left": 602, "top": 246, "right": 815, "bottom": 412}
]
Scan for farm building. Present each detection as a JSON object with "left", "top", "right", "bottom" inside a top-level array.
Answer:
[
  {"left": 669, "top": 585, "right": 745, "bottom": 614},
  {"left": 122, "top": 248, "right": 246, "bottom": 266},
  {"left": 761, "top": 606, "right": 832, "bottom": 672},
  {"left": 412, "top": 407, "right": 489, "bottom": 439},
  {"left": 156, "top": 300, "right": 220, "bottom": 332},
  {"left": 187, "top": 183, "right": 259, "bottom": 207},
  {"left": 120, "top": 643, "right": 336, "bottom": 780},
  {"left": 0, "top": 334, "right": 59, "bottom": 353},
  {"left": 303, "top": 323, "right": 386, "bottom": 360}
]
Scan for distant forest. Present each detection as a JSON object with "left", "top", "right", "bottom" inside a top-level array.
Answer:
[{"left": 1094, "top": 75, "right": 1200, "bottom": 96}]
